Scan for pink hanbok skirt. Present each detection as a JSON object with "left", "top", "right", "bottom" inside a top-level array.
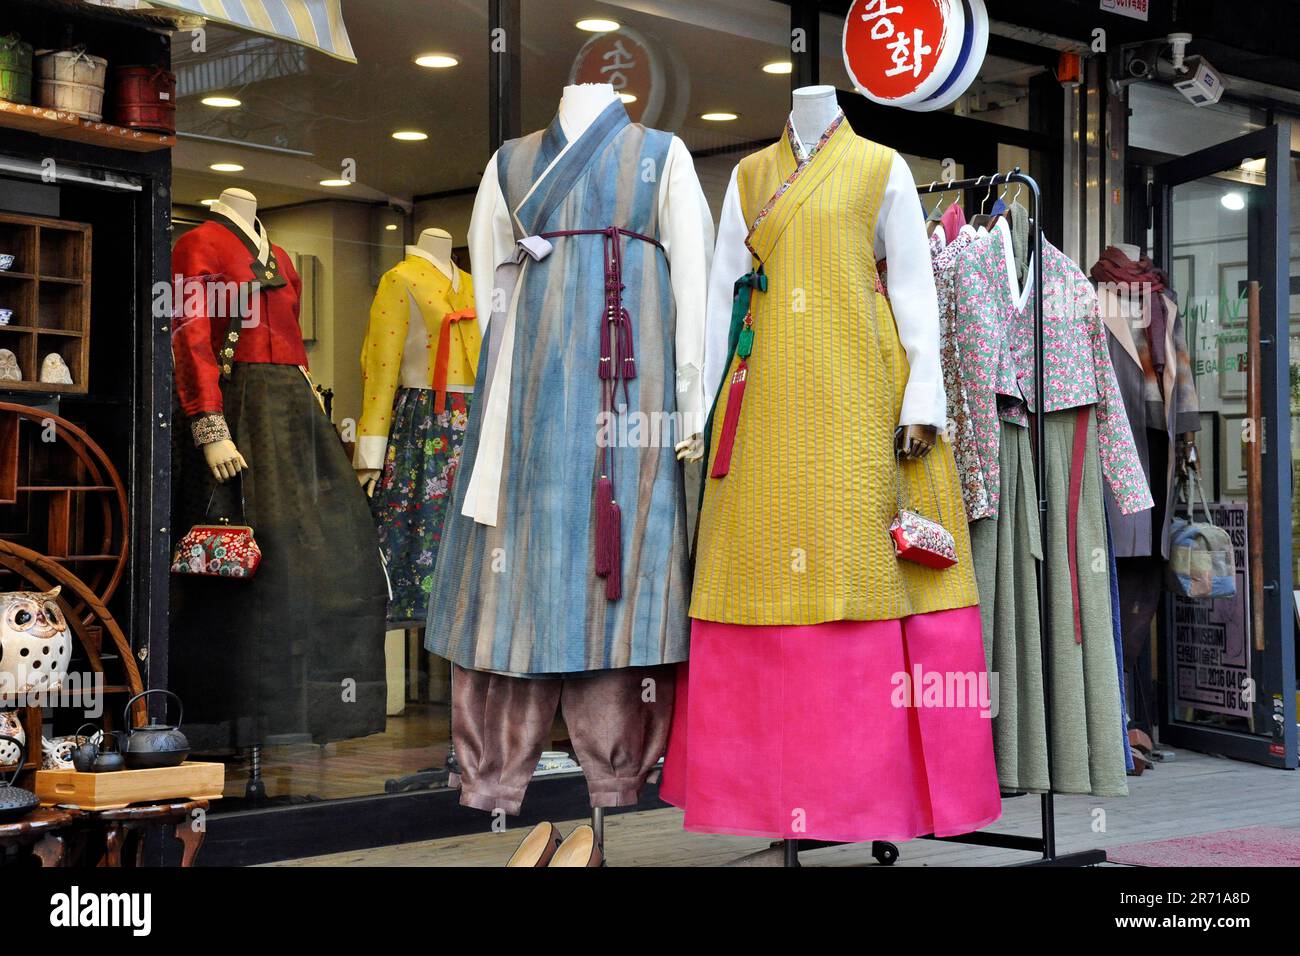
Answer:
[{"left": 660, "top": 606, "right": 1002, "bottom": 843}]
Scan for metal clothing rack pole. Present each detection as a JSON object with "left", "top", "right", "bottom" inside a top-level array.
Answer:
[{"left": 784, "top": 169, "right": 1103, "bottom": 868}]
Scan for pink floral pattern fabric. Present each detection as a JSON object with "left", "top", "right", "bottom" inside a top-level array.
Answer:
[{"left": 954, "top": 228, "right": 1153, "bottom": 517}]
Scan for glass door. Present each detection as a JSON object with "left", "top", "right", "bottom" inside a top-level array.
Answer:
[{"left": 1151, "top": 124, "right": 1297, "bottom": 768}]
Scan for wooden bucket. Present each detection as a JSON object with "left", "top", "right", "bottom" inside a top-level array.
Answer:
[
  {"left": 108, "top": 66, "right": 176, "bottom": 133},
  {"left": 35, "top": 49, "right": 107, "bottom": 120},
  {"left": 0, "top": 35, "right": 33, "bottom": 106}
]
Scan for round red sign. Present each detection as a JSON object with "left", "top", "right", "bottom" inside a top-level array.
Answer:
[
  {"left": 842, "top": 0, "right": 964, "bottom": 106},
  {"left": 569, "top": 27, "right": 664, "bottom": 126}
]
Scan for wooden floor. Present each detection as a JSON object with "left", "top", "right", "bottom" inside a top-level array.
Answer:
[{"left": 266, "top": 747, "right": 1300, "bottom": 867}]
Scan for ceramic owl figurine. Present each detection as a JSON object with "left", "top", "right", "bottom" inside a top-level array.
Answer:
[
  {"left": 0, "top": 348, "right": 20, "bottom": 382},
  {"left": 39, "top": 353, "right": 73, "bottom": 385},
  {"left": 0, "top": 711, "right": 24, "bottom": 765},
  {"left": 0, "top": 588, "right": 73, "bottom": 695}
]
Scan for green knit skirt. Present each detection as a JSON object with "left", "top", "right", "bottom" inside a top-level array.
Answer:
[{"left": 969, "top": 408, "right": 1128, "bottom": 798}]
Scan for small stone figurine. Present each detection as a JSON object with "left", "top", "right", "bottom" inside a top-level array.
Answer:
[{"left": 39, "top": 353, "right": 73, "bottom": 385}]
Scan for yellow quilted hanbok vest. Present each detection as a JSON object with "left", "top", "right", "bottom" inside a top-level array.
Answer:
[{"left": 690, "top": 118, "right": 978, "bottom": 625}]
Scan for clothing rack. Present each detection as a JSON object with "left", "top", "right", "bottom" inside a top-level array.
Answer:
[{"left": 783, "top": 169, "right": 1105, "bottom": 868}]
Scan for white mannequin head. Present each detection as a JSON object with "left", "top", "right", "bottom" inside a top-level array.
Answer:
[{"left": 217, "top": 188, "right": 258, "bottom": 229}]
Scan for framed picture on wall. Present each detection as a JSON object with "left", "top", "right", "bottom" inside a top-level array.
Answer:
[
  {"left": 1219, "top": 414, "right": 1249, "bottom": 497},
  {"left": 1218, "top": 331, "right": 1248, "bottom": 400},
  {"left": 1217, "top": 261, "right": 1248, "bottom": 327}
]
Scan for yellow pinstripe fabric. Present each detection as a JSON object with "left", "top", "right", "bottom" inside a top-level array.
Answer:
[
  {"left": 690, "top": 124, "right": 978, "bottom": 626},
  {"left": 153, "top": 1, "right": 356, "bottom": 62}
]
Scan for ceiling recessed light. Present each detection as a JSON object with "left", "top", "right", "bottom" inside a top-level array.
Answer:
[
  {"left": 618, "top": 92, "right": 637, "bottom": 104},
  {"left": 385, "top": 224, "right": 399, "bottom": 231},
  {"left": 1221, "top": 192, "right": 1245, "bottom": 211},
  {"left": 200, "top": 199, "right": 219, "bottom": 206},
  {"left": 392, "top": 130, "right": 429, "bottom": 141},
  {"left": 201, "top": 95, "right": 242, "bottom": 108},
  {"left": 209, "top": 162, "right": 244, "bottom": 173},
  {"left": 320, "top": 178, "right": 352, "bottom": 188},
  {"left": 414, "top": 53, "right": 459, "bottom": 69},
  {"left": 762, "top": 61, "right": 793, "bottom": 75},
  {"left": 576, "top": 18, "right": 620, "bottom": 32},
  {"left": 700, "top": 112, "right": 739, "bottom": 122}
]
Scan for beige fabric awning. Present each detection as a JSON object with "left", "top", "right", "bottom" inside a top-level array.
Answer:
[{"left": 133, "top": 0, "right": 356, "bottom": 62}]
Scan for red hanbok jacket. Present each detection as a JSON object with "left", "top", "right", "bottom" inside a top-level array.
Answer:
[{"left": 171, "top": 216, "right": 307, "bottom": 418}]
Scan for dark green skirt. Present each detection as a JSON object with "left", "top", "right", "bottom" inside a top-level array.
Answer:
[{"left": 170, "top": 363, "right": 388, "bottom": 750}]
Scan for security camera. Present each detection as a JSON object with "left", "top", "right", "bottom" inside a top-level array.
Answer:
[
  {"left": 1173, "top": 56, "right": 1225, "bottom": 107},
  {"left": 1168, "top": 33, "right": 1193, "bottom": 72}
]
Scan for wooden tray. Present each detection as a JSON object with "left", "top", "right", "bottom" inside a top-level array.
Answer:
[{"left": 36, "top": 761, "right": 224, "bottom": 810}]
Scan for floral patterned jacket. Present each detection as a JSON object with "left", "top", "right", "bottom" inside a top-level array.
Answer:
[{"left": 953, "top": 225, "right": 1153, "bottom": 518}]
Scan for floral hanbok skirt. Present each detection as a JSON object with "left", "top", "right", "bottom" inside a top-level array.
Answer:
[{"left": 371, "top": 387, "right": 473, "bottom": 626}]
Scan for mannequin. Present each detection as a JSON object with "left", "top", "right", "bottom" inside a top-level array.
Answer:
[
  {"left": 200, "top": 187, "right": 259, "bottom": 484},
  {"left": 1114, "top": 241, "right": 1196, "bottom": 465},
  {"left": 412, "top": 227, "right": 455, "bottom": 280},
  {"left": 426, "top": 82, "right": 712, "bottom": 827},
  {"left": 170, "top": 182, "right": 389, "bottom": 752},
  {"left": 356, "top": 226, "right": 464, "bottom": 490},
  {"left": 355, "top": 225, "right": 478, "bottom": 625},
  {"left": 660, "top": 87, "right": 1000, "bottom": 845},
  {"left": 793, "top": 85, "right": 935, "bottom": 460}
]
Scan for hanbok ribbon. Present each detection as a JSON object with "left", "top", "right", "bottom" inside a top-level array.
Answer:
[
  {"left": 540, "top": 226, "right": 664, "bottom": 601},
  {"left": 432, "top": 307, "right": 477, "bottom": 415},
  {"left": 709, "top": 267, "right": 766, "bottom": 479}
]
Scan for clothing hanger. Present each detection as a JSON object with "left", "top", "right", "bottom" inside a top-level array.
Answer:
[
  {"left": 969, "top": 175, "right": 998, "bottom": 230},
  {"left": 925, "top": 181, "right": 947, "bottom": 234}
]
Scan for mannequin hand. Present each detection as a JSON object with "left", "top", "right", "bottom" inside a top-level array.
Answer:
[
  {"left": 675, "top": 434, "right": 704, "bottom": 462},
  {"left": 357, "top": 469, "right": 380, "bottom": 495},
  {"left": 896, "top": 424, "right": 938, "bottom": 460},
  {"left": 203, "top": 439, "right": 248, "bottom": 483}
]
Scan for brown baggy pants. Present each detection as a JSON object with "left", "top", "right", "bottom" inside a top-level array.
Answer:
[{"left": 450, "top": 664, "right": 676, "bottom": 815}]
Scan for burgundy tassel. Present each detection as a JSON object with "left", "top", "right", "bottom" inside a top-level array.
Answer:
[
  {"left": 599, "top": 312, "right": 613, "bottom": 381},
  {"left": 710, "top": 361, "right": 749, "bottom": 478},
  {"left": 604, "top": 499, "right": 622, "bottom": 601},
  {"left": 594, "top": 475, "right": 614, "bottom": 576},
  {"left": 619, "top": 310, "right": 636, "bottom": 380}
]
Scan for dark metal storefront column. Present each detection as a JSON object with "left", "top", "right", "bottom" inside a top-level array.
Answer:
[
  {"left": 791, "top": 0, "right": 820, "bottom": 92},
  {"left": 489, "top": 0, "right": 522, "bottom": 154}
]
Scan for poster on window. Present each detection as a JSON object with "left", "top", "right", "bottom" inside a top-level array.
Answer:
[{"left": 1171, "top": 502, "right": 1251, "bottom": 717}]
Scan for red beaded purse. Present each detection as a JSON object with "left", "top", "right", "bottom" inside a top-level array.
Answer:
[{"left": 170, "top": 479, "right": 262, "bottom": 579}]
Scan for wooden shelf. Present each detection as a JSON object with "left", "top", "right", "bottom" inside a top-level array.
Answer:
[
  {"left": 0, "top": 212, "right": 91, "bottom": 394},
  {"left": 0, "top": 99, "right": 173, "bottom": 152}
]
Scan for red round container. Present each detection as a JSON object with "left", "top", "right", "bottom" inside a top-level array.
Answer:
[{"left": 108, "top": 66, "right": 176, "bottom": 134}]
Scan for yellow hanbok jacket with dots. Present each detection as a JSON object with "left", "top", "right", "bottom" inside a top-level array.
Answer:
[{"left": 355, "top": 252, "right": 477, "bottom": 470}]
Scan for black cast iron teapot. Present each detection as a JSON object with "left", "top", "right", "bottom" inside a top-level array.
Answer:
[
  {"left": 120, "top": 689, "right": 189, "bottom": 770},
  {"left": 0, "top": 735, "right": 40, "bottom": 822},
  {"left": 71, "top": 723, "right": 126, "bottom": 774}
]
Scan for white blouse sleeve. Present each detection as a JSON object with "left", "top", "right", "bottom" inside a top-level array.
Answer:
[
  {"left": 704, "top": 165, "right": 751, "bottom": 410},
  {"left": 876, "top": 152, "right": 947, "bottom": 429},
  {"left": 659, "top": 136, "right": 715, "bottom": 437},
  {"left": 467, "top": 150, "right": 516, "bottom": 335}
]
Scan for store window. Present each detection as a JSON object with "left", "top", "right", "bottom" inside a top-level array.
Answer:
[
  {"left": 164, "top": 0, "right": 799, "bottom": 814},
  {"left": 168, "top": 3, "right": 492, "bottom": 807}
]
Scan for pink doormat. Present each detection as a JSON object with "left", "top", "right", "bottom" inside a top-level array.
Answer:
[{"left": 1106, "top": 826, "right": 1300, "bottom": 867}]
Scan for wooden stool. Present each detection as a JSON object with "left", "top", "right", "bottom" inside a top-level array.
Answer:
[
  {"left": 0, "top": 807, "right": 81, "bottom": 866},
  {"left": 91, "top": 799, "right": 209, "bottom": 867}
]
